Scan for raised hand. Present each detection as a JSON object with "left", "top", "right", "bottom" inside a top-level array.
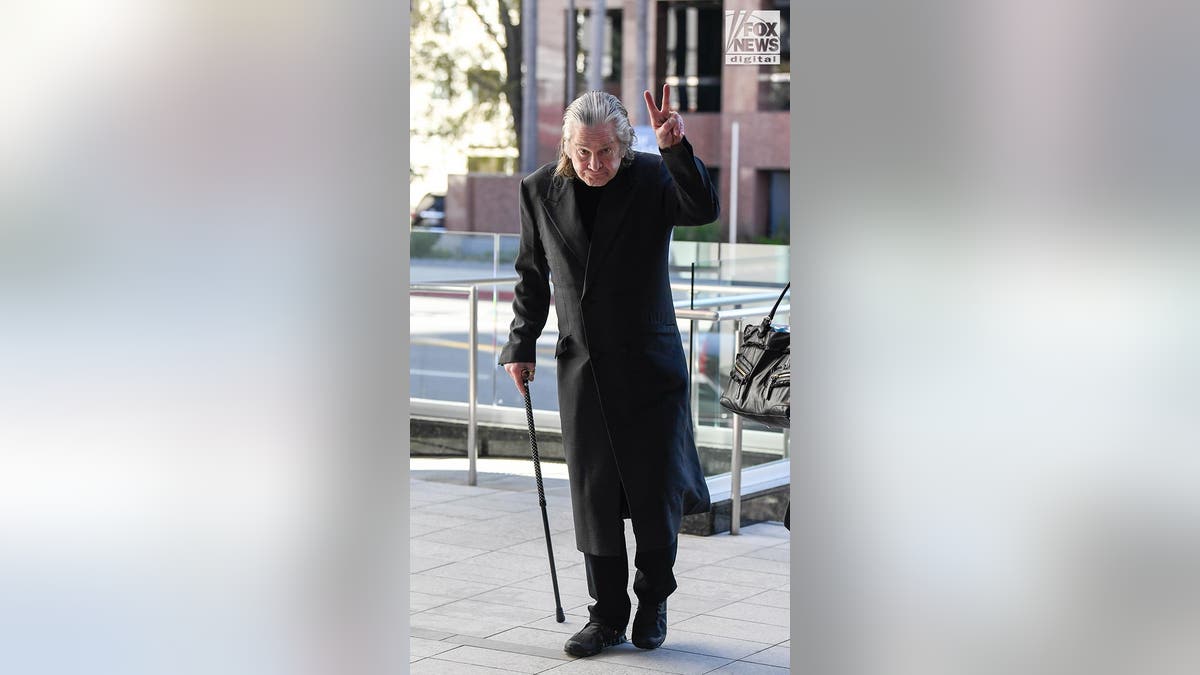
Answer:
[{"left": 643, "top": 83, "right": 685, "bottom": 148}]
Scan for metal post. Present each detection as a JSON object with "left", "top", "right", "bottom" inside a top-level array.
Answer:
[
  {"left": 588, "top": 0, "right": 606, "bottom": 92},
  {"left": 467, "top": 284, "right": 479, "bottom": 485},
  {"left": 635, "top": 0, "right": 648, "bottom": 124},
  {"left": 566, "top": 0, "right": 577, "bottom": 102},
  {"left": 491, "top": 235, "right": 501, "bottom": 407},
  {"left": 521, "top": 0, "right": 538, "bottom": 174},
  {"left": 729, "top": 122, "right": 740, "bottom": 246},
  {"left": 689, "top": 318, "right": 699, "bottom": 430},
  {"left": 730, "top": 318, "right": 743, "bottom": 534}
]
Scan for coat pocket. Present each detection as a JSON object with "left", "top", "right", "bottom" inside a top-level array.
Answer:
[{"left": 555, "top": 334, "right": 572, "bottom": 358}]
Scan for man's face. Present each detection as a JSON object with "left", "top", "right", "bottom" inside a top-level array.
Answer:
[{"left": 568, "top": 123, "right": 622, "bottom": 187}]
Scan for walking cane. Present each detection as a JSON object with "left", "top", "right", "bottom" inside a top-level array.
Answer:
[{"left": 521, "top": 369, "right": 566, "bottom": 623}]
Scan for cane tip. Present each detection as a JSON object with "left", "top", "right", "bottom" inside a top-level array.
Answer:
[{"left": 555, "top": 608, "right": 566, "bottom": 623}]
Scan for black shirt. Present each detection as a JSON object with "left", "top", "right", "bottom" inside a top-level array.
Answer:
[{"left": 573, "top": 179, "right": 606, "bottom": 240}]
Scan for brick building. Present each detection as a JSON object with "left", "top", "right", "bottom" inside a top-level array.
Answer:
[{"left": 446, "top": 0, "right": 790, "bottom": 241}]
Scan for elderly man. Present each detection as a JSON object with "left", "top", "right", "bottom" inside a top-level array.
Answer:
[{"left": 498, "top": 86, "right": 718, "bottom": 657}]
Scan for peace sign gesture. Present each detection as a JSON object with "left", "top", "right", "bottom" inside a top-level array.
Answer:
[{"left": 644, "top": 83, "right": 685, "bottom": 149}]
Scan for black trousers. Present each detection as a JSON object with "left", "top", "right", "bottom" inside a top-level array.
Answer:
[{"left": 583, "top": 538, "right": 678, "bottom": 629}]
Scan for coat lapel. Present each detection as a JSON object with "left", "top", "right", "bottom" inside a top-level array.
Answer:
[
  {"left": 583, "top": 164, "right": 637, "bottom": 296},
  {"left": 540, "top": 176, "right": 589, "bottom": 268}
]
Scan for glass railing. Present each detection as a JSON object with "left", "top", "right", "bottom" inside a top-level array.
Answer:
[{"left": 410, "top": 231, "right": 790, "bottom": 474}]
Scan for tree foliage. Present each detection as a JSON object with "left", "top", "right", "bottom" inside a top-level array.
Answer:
[{"left": 410, "top": 0, "right": 523, "bottom": 166}]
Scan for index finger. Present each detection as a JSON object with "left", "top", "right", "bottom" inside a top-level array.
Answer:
[
  {"left": 643, "top": 89, "right": 661, "bottom": 122},
  {"left": 660, "top": 83, "right": 671, "bottom": 113}
]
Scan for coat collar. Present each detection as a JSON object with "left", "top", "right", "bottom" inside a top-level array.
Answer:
[
  {"left": 540, "top": 160, "right": 638, "bottom": 291},
  {"left": 542, "top": 175, "right": 588, "bottom": 267},
  {"left": 583, "top": 162, "right": 636, "bottom": 294}
]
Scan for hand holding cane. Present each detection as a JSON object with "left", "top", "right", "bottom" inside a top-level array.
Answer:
[{"left": 522, "top": 369, "right": 566, "bottom": 623}]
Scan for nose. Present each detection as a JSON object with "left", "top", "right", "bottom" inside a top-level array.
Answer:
[{"left": 588, "top": 154, "right": 601, "bottom": 171}]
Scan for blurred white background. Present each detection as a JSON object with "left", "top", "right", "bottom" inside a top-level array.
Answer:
[
  {"left": 791, "top": 1, "right": 1199, "bottom": 673},
  {"left": 2, "top": 1, "right": 1198, "bottom": 674},
  {"left": 1, "top": 2, "right": 405, "bottom": 674}
]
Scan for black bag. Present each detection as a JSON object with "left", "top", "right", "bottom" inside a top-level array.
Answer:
[{"left": 718, "top": 283, "right": 790, "bottom": 429}]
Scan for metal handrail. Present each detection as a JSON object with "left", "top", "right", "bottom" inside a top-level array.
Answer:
[
  {"left": 411, "top": 275, "right": 789, "bottom": 533},
  {"left": 676, "top": 304, "right": 789, "bottom": 322},
  {"left": 411, "top": 278, "right": 517, "bottom": 485},
  {"left": 676, "top": 304, "right": 789, "bottom": 534},
  {"left": 674, "top": 293, "right": 785, "bottom": 310},
  {"left": 669, "top": 281, "right": 786, "bottom": 294},
  {"left": 414, "top": 275, "right": 520, "bottom": 287}
]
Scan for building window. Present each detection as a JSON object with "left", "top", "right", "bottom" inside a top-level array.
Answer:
[
  {"left": 656, "top": 1, "right": 723, "bottom": 113},
  {"left": 759, "top": 169, "right": 790, "bottom": 240},
  {"left": 758, "top": 0, "right": 790, "bottom": 111},
  {"left": 568, "top": 9, "right": 623, "bottom": 101}
]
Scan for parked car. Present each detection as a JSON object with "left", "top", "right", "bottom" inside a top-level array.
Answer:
[{"left": 411, "top": 193, "right": 446, "bottom": 230}]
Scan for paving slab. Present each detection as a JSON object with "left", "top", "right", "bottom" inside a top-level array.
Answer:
[
  {"left": 422, "top": 559, "right": 545, "bottom": 586},
  {"left": 410, "top": 610, "right": 518, "bottom": 639},
  {"left": 669, "top": 577, "right": 767, "bottom": 604},
  {"left": 410, "top": 591, "right": 459, "bottom": 613},
  {"left": 472, "top": 586, "right": 593, "bottom": 614},
  {"left": 543, "top": 659, "right": 672, "bottom": 674},
  {"left": 712, "top": 555, "right": 790, "bottom": 576},
  {"left": 572, "top": 643, "right": 732, "bottom": 675},
  {"left": 740, "top": 589, "right": 790, "bottom": 610},
  {"left": 411, "top": 636, "right": 459, "bottom": 660},
  {"left": 664, "top": 592, "right": 744, "bottom": 617},
  {"left": 706, "top": 601, "right": 791, "bottom": 627},
  {"left": 742, "top": 546, "right": 789, "bottom": 563},
  {"left": 488, "top": 626, "right": 579, "bottom": 653},
  {"left": 409, "top": 572, "right": 497, "bottom": 599},
  {"left": 671, "top": 614, "right": 791, "bottom": 645},
  {"left": 411, "top": 627, "right": 455, "bottom": 640},
  {"left": 522, "top": 611, "right": 593, "bottom": 635},
  {"left": 435, "top": 644, "right": 567, "bottom": 673},
  {"left": 411, "top": 466, "right": 792, "bottom": 674},
  {"left": 410, "top": 657, "right": 520, "bottom": 674},
  {"left": 742, "top": 644, "right": 790, "bottom": 668},
  {"left": 411, "top": 539, "right": 493, "bottom": 561},
  {"left": 410, "top": 555, "right": 453, "bottom": 573},
  {"left": 445, "top": 633, "right": 574, "bottom": 661},
  {"left": 410, "top": 515, "right": 474, "bottom": 537},
  {"left": 707, "top": 661, "right": 790, "bottom": 674},
  {"left": 423, "top": 597, "right": 556, "bottom": 625},
  {"left": 676, "top": 564, "right": 789, "bottom": 590},
  {"left": 465, "top": 549, "right": 580, "bottom": 574},
  {"left": 657, "top": 629, "right": 776, "bottom": 661},
  {"left": 498, "top": 535, "right": 583, "bottom": 560},
  {"left": 511, "top": 571, "right": 594, "bottom": 600},
  {"left": 417, "top": 526, "right": 544, "bottom": 551}
]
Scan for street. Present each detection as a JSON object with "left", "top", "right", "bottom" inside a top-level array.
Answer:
[{"left": 410, "top": 294, "right": 561, "bottom": 410}]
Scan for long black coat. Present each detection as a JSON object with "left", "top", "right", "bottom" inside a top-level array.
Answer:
[{"left": 499, "top": 138, "right": 718, "bottom": 556}]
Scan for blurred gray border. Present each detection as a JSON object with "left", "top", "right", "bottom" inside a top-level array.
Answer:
[{"left": 398, "top": 2, "right": 412, "bottom": 665}]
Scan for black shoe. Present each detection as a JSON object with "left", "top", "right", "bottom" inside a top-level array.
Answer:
[
  {"left": 631, "top": 600, "right": 668, "bottom": 649},
  {"left": 563, "top": 621, "right": 627, "bottom": 657}
]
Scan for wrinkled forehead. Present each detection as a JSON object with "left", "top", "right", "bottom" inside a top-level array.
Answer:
[{"left": 566, "top": 122, "right": 619, "bottom": 149}]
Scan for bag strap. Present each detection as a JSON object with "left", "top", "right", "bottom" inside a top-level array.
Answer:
[{"left": 765, "top": 283, "right": 790, "bottom": 322}]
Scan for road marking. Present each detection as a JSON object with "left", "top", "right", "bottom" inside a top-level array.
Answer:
[
  {"left": 411, "top": 369, "right": 470, "bottom": 379},
  {"left": 410, "top": 362, "right": 554, "bottom": 379},
  {"left": 412, "top": 337, "right": 499, "bottom": 352},
  {"left": 412, "top": 336, "right": 555, "bottom": 357}
]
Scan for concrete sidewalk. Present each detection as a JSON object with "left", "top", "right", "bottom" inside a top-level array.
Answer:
[{"left": 411, "top": 458, "right": 791, "bottom": 674}]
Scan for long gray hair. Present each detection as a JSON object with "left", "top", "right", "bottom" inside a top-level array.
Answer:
[{"left": 554, "top": 91, "right": 637, "bottom": 179}]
